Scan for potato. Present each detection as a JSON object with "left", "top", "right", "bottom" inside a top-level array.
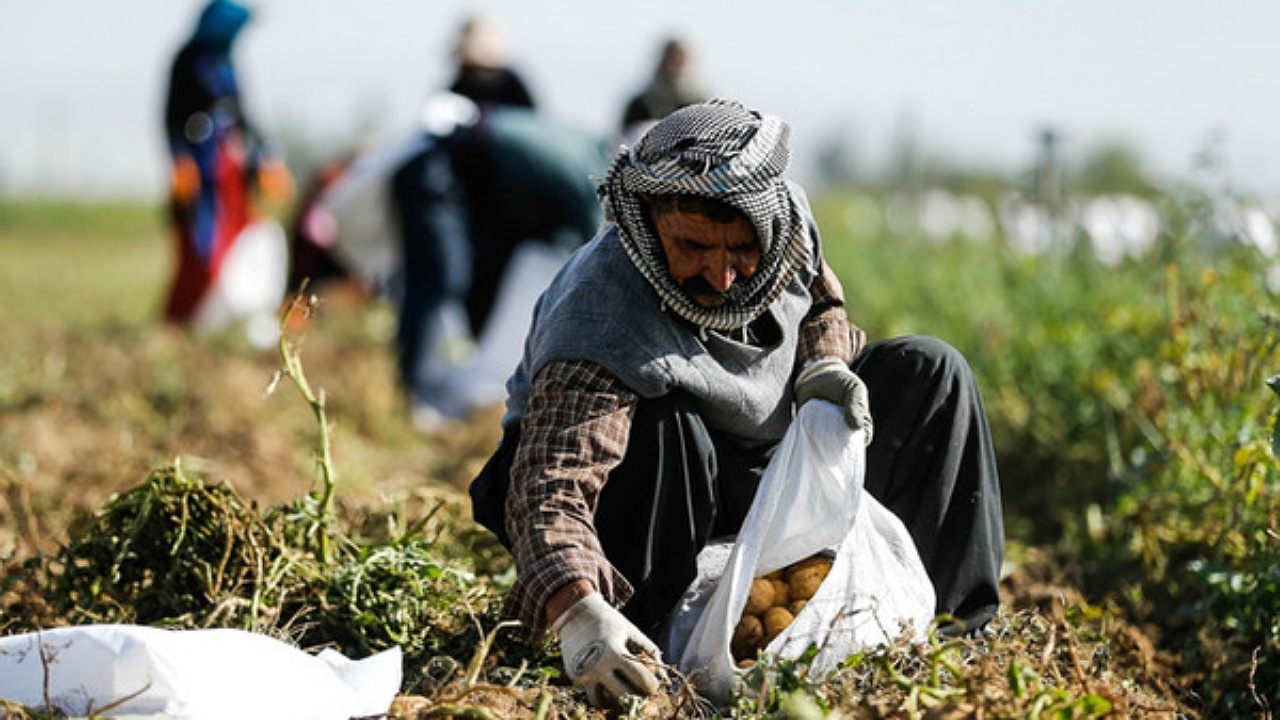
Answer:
[
  {"left": 768, "top": 577, "right": 790, "bottom": 607},
  {"left": 788, "top": 599, "right": 808, "bottom": 616},
  {"left": 744, "top": 577, "right": 775, "bottom": 615},
  {"left": 761, "top": 606, "right": 795, "bottom": 644},
  {"left": 731, "top": 614, "right": 764, "bottom": 661},
  {"left": 788, "top": 566, "right": 827, "bottom": 601},
  {"left": 783, "top": 554, "right": 833, "bottom": 580},
  {"left": 785, "top": 555, "right": 833, "bottom": 599}
]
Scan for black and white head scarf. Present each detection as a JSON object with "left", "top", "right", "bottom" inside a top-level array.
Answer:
[{"left": 601, "top": 99, "right": 812, "bottom": 334}]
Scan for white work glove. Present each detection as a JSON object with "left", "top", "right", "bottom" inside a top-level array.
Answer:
[
  {"left": 552, "top": 593, "right": 664, "bottom": 707},
  {"left": 794, "top": 357, "right": 874, "bottom": 444}
]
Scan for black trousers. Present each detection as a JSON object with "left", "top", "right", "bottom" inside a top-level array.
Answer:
[{"left": 470, "top": 335, "right": 1005, "bottom": 638}]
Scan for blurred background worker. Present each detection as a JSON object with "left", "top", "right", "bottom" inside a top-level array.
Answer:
[
  {"left": 447, "top": 13, "right": 537, "bottom": 111},
  {"left": 311, "top": 92, "right": 610, "bottom": 431},
  {"left": 619, "top": 36, "right": 708, "bottom": 147},
  {"left": 162, "top": 0, "right": 292, "bottom": 345},
  {"left": 392, "top": 96, "right": 609, "bottom": 429},
  {"left": 285, "top": 151, "right": 358, "bottom": 298}
]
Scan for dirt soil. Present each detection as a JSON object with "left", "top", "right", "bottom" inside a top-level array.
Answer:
[{"left": 0, "top": 293, "right": 1199, "bottom": 718}]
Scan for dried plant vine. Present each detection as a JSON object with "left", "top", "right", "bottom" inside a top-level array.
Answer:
[{"left": 269, "top": 279, "right": 338, "bottom": 564}]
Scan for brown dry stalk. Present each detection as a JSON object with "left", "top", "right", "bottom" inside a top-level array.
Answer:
[
  {"left": 1038, "top": 622, "right": 1057, "bottom": 670},
  {"left": 1055, "top": 610, "right": 1093, "bottom": 696},
  {"left": 272, "top": 280, "right": 339, "bottom": 564}
]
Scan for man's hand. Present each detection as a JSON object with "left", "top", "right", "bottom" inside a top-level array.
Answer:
[
  {"left": 795, "top": 358, "right": 873, "bottom": 443},
  {"left": 552, "top": 593, "right": 664, "bottom": 707}
]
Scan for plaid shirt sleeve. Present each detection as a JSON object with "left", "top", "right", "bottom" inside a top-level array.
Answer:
[
  {"left": 797, "top": 258, "right": 866, "bottom": 367},
  {"left": 502, "top": 359, "right": 639, "bottom": 641}
]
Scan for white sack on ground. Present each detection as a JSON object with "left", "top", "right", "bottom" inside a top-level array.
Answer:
[
  {"left": 0, "top": 624, "right": 401, "bottom": 720},
  {"left": 674, "top": 402, "right": 936, "bottom": 703},
  {"left": 407, "top": 240, "right": 570, "bottom": 420}
]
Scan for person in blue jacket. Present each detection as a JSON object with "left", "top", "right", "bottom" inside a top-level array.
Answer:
[{"left": 162, "top": 0, "right": 289, "bottom": 324}]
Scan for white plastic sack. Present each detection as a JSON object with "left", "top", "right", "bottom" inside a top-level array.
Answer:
[
  {"left": 192, "top": 217, "right": 289, "bottom": 349},
  {"left": 675, "top": 402, "right": 936, "bottom": 703},
  {"left": 438, "top": 240, "right": 570, "bottom": 412},
  {"left": 322, "top": 131, "right": 430, "bottom": 292},
  {"left": 407, "top": 240, "right": 569, "bottom": 421},
  {"left": 0, "top": 624, "right": 401, "bottom": 720}
]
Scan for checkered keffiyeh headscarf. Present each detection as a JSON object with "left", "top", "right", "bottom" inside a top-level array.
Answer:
[{"left": 601, "top": 99, "right": 812, "bottom": 333}]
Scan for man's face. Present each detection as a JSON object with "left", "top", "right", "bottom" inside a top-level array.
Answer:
[{"left": 652, "top": 208, "right": 761, "bottom": 308}]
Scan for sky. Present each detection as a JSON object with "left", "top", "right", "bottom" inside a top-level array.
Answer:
[{"left": 3, "top": 0, "right": 1278, "bottom": 199}]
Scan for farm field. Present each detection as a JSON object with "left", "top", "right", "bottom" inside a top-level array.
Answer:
[{"left": 1, "top": 195, "right": 1275, "bottom": 718}]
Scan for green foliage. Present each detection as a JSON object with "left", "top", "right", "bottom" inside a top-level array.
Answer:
[
  {"left": 818, "top": 194, "right": 1169, "bottom": 540},
  {"left": 719, "top": 614, "right": 1136, "bottom": 719},
  {"left": 1073, "top": 142, "right": 1158, "bottom": 198},
  {"left": 1268, "top": 375, "right": 1280, "bottom": 456},
  {"left": 1076, "top": 263, "right": 1280, "bottom": 712},
  {"left": 4, "top": 448, "right": 508, "bottom": 685},
  {"left": 320, "top": 539, "right": 481, "bottom": 659},
  {"left": 815, "top": 187, "right": 1280, "bottom": 715},
  {"left": 727, "top": 648, "right": 832, "bottom": 718},
  {"left": 7, "top": 194, "right": 1278, "bottom": 716}
]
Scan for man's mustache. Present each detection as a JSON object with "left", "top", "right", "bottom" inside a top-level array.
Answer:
[{"left": 678, "top": 276, "right": 743, "bottom": 304}]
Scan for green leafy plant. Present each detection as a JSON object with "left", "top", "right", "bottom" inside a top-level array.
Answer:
[
  {"left": 37, "top": 461, "right": 297, "bottom": 631},
  {"left": 814, "top": 187, "right": 1280, "bottom": 715}
]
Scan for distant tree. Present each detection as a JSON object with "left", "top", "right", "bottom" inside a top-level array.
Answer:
[
  {"left": 935, "top": 167, "right": 1012, "bottom": 207},
  {"left": 885, "top": 111, "right": 921, "bottom": 191},
  {"left": 814, "top": 123, "right": 862, "bottom": 188},
  {"left": 1030, "top": 127, "right": 1064, "bottom": 213},
  {"left": 1075, "top": 141, "right": 1158, "bottom": 198}
]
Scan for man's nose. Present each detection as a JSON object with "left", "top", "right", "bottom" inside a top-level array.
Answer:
[{"left": 703, "top": 254, "right": 736, "bottom": 292}]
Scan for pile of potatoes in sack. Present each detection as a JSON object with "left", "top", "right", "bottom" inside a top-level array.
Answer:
[{"left": 730, "top": 553, "right": 833, "bottom": 666}]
